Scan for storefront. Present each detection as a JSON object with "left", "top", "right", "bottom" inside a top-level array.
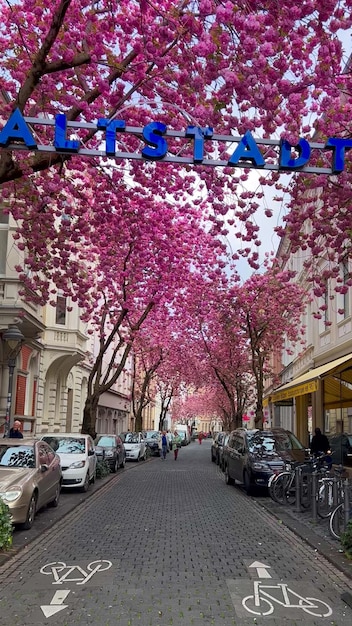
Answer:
[{"left": 267, "top": 353, "right": 352, "bottom": 445}]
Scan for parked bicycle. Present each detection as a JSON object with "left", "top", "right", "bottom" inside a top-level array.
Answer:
[
  {"left": 269, "top": 454, "right": 336, "bottom": 513},
  {"left": 329, "top": 481, "right": 352, "bottom": 540}
]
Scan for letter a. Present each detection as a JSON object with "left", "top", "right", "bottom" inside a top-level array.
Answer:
[
  {"left": 228, "top": 131, "right": 265, "bottom": 167},
  {"left": 0, "top": 108, "right": 37, "bottom": 149}
]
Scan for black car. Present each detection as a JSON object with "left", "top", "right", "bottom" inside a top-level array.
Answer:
[
  {"left": 328, "top": 433, "right": 352, "bottom": 466},
  {"left": 218, "top": 433, "right": 230, "bottom": 472},
  {"left": 143, "top": 430, "right": 161, "bottom": 456},
  {"left": 211, "top": 432, "right": 229, "bottom": 465},
  {"left": 94, "top": 434, "right": 126, "bottom": 472},
  {"left": 223, "top": 427, "right": 307, "bottom": 495}
]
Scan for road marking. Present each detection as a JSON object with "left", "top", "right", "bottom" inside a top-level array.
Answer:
[
  {"left": 40, "top": 590, "right": 70, "bottom": 618},
  {"left": 249, "top": 561, "right": 272, "bottom": 578},
  {"left": 40, "top": 559, "right": 112, "bottom": 584}
]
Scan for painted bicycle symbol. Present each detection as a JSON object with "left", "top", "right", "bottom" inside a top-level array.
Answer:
[
  {"left": 40, "top": 560, "right": 112, "bottom": 585},
  {"left": 242, "top": 580, "right": 332, "bottom": 617}
]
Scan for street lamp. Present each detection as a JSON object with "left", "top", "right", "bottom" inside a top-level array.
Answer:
[{"left": 2, "top": 325, "right": 24, "bottom": 438}]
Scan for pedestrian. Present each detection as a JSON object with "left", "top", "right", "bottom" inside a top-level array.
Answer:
[
  {"left": 161, "top": 431, "right": 168, "bottom": 460},
  {"left": 310, "top": 427, "right": 332, "bottom": 468},
  {"left": 9, "top": 420, "right": 23, "bottom": 438},
  {"left": 198, "top": 431, "right": 203, "bottom": 445},
  {"left": 158, "top": 432, "right": 163, "bottom": 459},
  {"left": 172, "top": 430, "right": 181, "bottom": 460}
]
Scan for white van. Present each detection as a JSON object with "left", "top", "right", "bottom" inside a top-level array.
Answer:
[{"left": 174, "top": 424, "right": 190, "bottom": 445}]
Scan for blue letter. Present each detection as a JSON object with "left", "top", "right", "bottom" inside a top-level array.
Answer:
[
  {"left": 325, "top": 138, "right": 352, "bottom": 173},
  {"left": 141, "top": 122, "right": 167, "bottom": 160},
  {"left": 279, "top": 138, "right": 311, "bottom": 170},
  {"left": 0, "top": 108, "right": 37, "bottom": 149},
  {"left": 228, "top": 131, "right": 265, "bottom": 167},
  {"left": 54, "top": 114, "right": 80, "bottom": 152},
  {"left": 97, "top": 118, "right": 126, "bottom": 156},
  {"left": 186, "top": 126, "right": 213, "bottom": 162}
]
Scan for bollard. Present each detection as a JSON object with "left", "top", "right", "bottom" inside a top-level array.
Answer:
[
  {"left": 311, "top": 471, "right": 317, "bottom": 522},
  {"left": 295, "top": 466, "right": 301, "bottom": 513},
  {"left": 333, "top": 476, "right": 339, "bottom": 507},
  {"left": 344, "top": 478, "right": 350, "bottom": 531}
]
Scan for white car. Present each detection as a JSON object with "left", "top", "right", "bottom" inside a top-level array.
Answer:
[
  {"left": 121, "top": 432, "right": 146, "bottom": 462},
  {"left": 40, "top": 433, "right": 96, "bottom": 492}
]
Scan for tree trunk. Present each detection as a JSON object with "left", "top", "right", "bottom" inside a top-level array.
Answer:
[{"left": 81, "top": 395, "right": 99, "bottom": 439}]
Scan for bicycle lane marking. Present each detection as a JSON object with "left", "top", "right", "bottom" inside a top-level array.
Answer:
[
  {"left": 225, "top": 559, "right": 350, "bottom": 621},
  {"left": 18, "top": 559, "right": 113, "bottom": 620}
]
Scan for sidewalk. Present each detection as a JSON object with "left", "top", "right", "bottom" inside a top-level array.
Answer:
[{"left": 256, "top": 493, "right": 352, "bottom": 581}]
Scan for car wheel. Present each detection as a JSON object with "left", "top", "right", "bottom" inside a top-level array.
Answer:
[
  {"left": 81, "top": 472, "right": 90, "bottom": 492},
  {"left": 225, "top": 465, "right": 234, "bottom": 485},
  {"left": 243, "top": 470, "right": 253, "bottom": 495},
  {"left": 112, "top": 459, "right": 118, "bottom": 473},
  {"left": 137, "top": 454, "right": 140, "bottom": 462},
  {"left": 22, "top": 493, "right": 37, "bottom": 530},
  {"left": 48, "top": 482, "right": 61, "bottom": 508}
]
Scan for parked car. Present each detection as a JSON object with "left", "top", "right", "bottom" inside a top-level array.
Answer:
[
  {"left": 143, "top": 430, "right": 161, "bottom": 456},
  {"left": 94, "top": 434, "right": 126, "bottom": 472},
  {"left": 0, "top": 438, "right": 62, "bottom": 529},
  {"left": 328, "top": 433, "right": 352, "bottom": 466},
  {"left": 211, "top": 431, "right": 228, "bottom": 464},
  {"left": 223, "top": 427, "right": 307, "bottom": 495},
  {"left": 210, "top": 432, "right": 223, "bottom": 463},
  {"left": 122, "top": 432, "right": 146, "bottom": 462},
  {"left": 40, "top": 433, "right": 96, "bottom": 492},
  {"left": 218, "top": 433, "right": 230, "bottom": 472}
]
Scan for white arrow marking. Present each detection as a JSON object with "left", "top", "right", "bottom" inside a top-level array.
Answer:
[
  {"left": 41, "top": 589, "right": 70, "bottom": 618},
  {"left": 249, "top": 561, "right": 272, "bottom": 578}
]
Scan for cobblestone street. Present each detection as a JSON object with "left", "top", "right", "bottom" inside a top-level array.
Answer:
[{"left": 0, "top": 440, "right": 352, "bottom": 625}]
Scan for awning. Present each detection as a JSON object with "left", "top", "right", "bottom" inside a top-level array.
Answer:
[{"left": 269, "top": 353, "right": 352, "bottom": 403}]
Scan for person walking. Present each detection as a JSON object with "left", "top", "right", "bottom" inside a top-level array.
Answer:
[
  {"left": 198, "top": 431, "right": 203, "bottom": 445},
  {"left": 161, "top": 431, "right": 168, "bottom": 460},
  {"left": 9, "top": 420, "right": 23, "bottom": 438},
  {"left": 172, "top": 430, "right": 181, "bottom": 460}
]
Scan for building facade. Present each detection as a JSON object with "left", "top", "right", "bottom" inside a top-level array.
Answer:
[
  {"left": 264, "top": 229, "right": 352, "bottom": 447},
  {"left": 0, "top": 208, "right": 131, "bottom": 437}
]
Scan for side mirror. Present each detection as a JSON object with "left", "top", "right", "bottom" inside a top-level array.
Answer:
[
  {"left": 88, "top": 449, "right": 95, "bottom": 456},
  {"left": 41, "top": 464, "right": 49, "bottom": 472}
]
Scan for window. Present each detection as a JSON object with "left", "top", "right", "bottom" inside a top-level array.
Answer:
[{"left": 55, "top": 294, "right": 67, "bottom": 325}]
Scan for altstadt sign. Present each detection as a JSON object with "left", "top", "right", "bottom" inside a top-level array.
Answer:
[{"left": 1, "top": 108, "right": 351, "bottom": 175}]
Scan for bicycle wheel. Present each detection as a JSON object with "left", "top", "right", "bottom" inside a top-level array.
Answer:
[
  {"left": 329, "top": 503, "right": 344, "bottom": 540},
  {"left": 298, "top": 597, "right": 332, "bottom": 617},
  {"left": 242, "top": 595, "right": 274, "bottom": 616},
  {"left": 317, "top": 479, "right": 334, "bottom": 519},
  {"left": 271, "top": 472, "right": 295, "bottom": 505}
]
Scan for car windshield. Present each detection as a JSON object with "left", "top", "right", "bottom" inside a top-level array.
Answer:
[
  {"left": 0, "top": 445, "right": 35, "bottom": 468},
  {"left": 124, "top": 433, "right": 139, "bottom": 443},
  {"left": 247, "top": 432, "right": 303, "bottom": 453},
  {"left": 144, "top": 431, "right": 159, "bottom": 440},
  {"left": 42, "top": 436, "right": 85, "bottom": 453},
  {"left": 95, "top": 436, "right": 115, "bottom": 447}
]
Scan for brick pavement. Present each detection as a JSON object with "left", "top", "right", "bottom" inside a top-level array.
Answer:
[{"left": 0, "top": 441, "right": 352, "bottom": 625}]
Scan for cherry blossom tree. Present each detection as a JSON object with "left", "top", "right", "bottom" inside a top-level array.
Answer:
[
  {"left": 1, "top": 1, "right": 352, "bottom": 436},
  {"left": 1, "top": 0, "right": 352, "bottom": 274},
  {"left": 232, "top": 266, "right": 307, "bottom": 427}
]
